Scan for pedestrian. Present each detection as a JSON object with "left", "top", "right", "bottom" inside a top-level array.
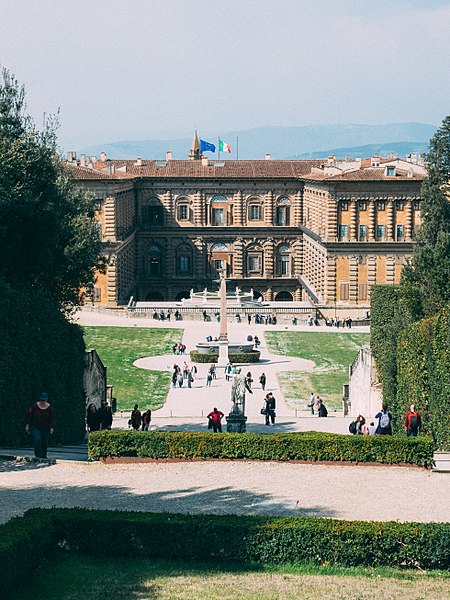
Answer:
[
  {"left": 130, "top": 404, "right": 142, "bottom": 430},
  {"left": 210, "top": 364, "right": 217, "bottom": 379},
  {"left": 375, "top": 404, "right": 392, "bottom": 435},
  {"left": 166, "top": 311, "right": 171, "bottom": 321},
  {"left": 174, "top": 309, "right": 180, "bottom": 321},
  {"left": 264, "top": 392, "right": 276, "bottom": 426},
  {"left": 187, "top": 369, "right": 194, "bottom": 388},
  {"left": 171, "top": 371, "right": 178, "bottom": 388},
  {"left": 205, "top": 372, "right": 213, "bottom": 387},
  {"left": 98, "top": 399, "right": 113, "bottom": 430},
  {"left": 207, "top": 407, "right": 224, "bottom": 433},
  {"left": 86, "top": 403, "right": 100, "bottom": 432},
  {"left": 272, "top": 315, "right": 277, "bottom": 325},
  {"left": 367, "top": 421, "right": 377, "bottom": 435},
  {"left": 183, "top": 361, "right": 189, "bottom": 379},
  {"left": 25, "top": 392, "right": 55, "bottom": 459},
  {"left": 315, "top": 395, "right": 322, "bottom": 415},
  {"left": 405, "top": 404, "right": 421, "bottom": 437},
  {"left": 142, "top": 409, "right": 152, "bottom": 431},
  {"left": 292, "top": 316, "right": 297, "bottom": 325},
  {"left": 191, "top": 364, "right": 197, "bottom": 376},
  {"left": 178, "top": 373, "right": 184, "bottom": 387},
  {"left": 245, "top": 371, "right": 253, "bottom": 389},
  {"left": 318, "top": 401, "right": 328, "bottom": 417},
  {"left": 236, "top": 313, "right": 241, "bottom": 323},
  {"left": 203, "top": 310, "right": 208, "bottom": 322},
  {"left": 355, "top": 414, "right": 365, "bottom": 434},
  {"left": 308, "top": 392, "right": 315, "bottom": 415},
  {"left": 254, "top": 335, "right": 260, "bottom": 348},
  {"left": 259, "top": 372, "right": 266, "bottom": 391},
  {"left": 172, "top": 344, "right": 177, "bottom": 354}
]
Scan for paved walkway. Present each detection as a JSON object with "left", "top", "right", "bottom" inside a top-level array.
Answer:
[
  {"left": 1, "top": 458, "right": 448, "bottom": 525},
  {"left": 75, "top": 308, "right": 368, "bottom": 433}
]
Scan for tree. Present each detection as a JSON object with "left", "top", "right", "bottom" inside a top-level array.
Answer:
[
  {"left": 401, "top": 116, "right": 450, "bottom": 317},
  {"left": 0, "top": 69, "right": 105, "bottom": 312}
]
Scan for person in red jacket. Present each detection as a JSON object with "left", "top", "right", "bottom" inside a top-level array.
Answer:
[
  {"left": 405, "top": 404, "right": 421, "bottom": 437},
  {"left": 25, "top": 392, "right": 54, "bottom": 459},
  {"left": 207, "top": 407, "right": 224, "bottom": 433}
]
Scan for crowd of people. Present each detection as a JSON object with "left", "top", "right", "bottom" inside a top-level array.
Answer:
[
  {"left": 307, "top": 392, "right": 328, "bottom": 417},
  {"left": 348, "top": 404, "right": 422, "bottom": 437}
]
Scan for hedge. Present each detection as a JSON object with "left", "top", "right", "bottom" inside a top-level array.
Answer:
[
  {"left": 397, "top": 306, "right": 450, "bottom": 450},
  {"left": 0, "top": 280, "right": 87, "bottom": 446},
  {"left": 1, "top": 508, "right": 449, "bottom": 598},
  {"left": 190, "top": 350, "right": 261, "bottom": 363},
  {"left": 88, "top": 430, "right": 435, "bottom": 466}
]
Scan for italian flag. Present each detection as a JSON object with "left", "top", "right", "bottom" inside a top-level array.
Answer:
[{"left": 219, "top": 138, "right": 231, "bottom": 153}]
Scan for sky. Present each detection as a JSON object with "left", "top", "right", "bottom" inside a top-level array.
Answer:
[{"left": 0, "top": 0, "right": 449, "bottom": 150}]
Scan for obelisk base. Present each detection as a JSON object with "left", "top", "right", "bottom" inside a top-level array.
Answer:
[
  {"left": 226, "top": 412, "right": 247, "bottom": 433},
  {"left": 217, "top": 340, "right": 229, "bottom": 367}
]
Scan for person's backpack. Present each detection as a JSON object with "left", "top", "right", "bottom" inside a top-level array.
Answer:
[
  {"left": 380, "top": 412, "right": 390, "bottom": 428},
  {"left": 349, "top": 421, "right": 357, "bottom": 434},
  {"left": 409, "top": 414, "right": 418, "bottom": 429}
]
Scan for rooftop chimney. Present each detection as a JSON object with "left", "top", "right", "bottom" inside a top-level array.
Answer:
[
  {"left": 79, "top": 154, "right": 86, "bottom": 167},
  {"left": 201, "top": 156, "right": 209, "bottom": 166},
  {"left": 166, "top": 150, "right": 172, "bottom": 161},
  {"left": 67, "top": 151, "right": 76, "bottom": 162},
  {"left": 265, "top": 153, "right": 271, "bottom": 160},
  {"left": 134, "top": 157, "right": 143, "bottom": 166},
  {"left": 100, "top": 151, "right": 107, "bottom": 162}
]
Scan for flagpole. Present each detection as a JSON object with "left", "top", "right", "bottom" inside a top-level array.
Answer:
[
  {"left": 218, "top": 137, "right": 220, "bottom": 161},
  {"left": 236, "top": 136, "right": 239, "bottom": 160}
]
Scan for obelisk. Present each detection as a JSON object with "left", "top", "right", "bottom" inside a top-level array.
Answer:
[{"left": 217, "top": 274, "right": 229, "bottom": 366}]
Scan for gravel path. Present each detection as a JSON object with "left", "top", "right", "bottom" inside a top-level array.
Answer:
[{"left": 1, "top": 459, "right": 448, "bottom": 525}]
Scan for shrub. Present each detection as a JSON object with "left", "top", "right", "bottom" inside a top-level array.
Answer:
[
  {"left": 190, "top": 350, "right": 260, "bottom": 363},
  {"left": 88, "top": 430, "right": 434, "bottom": 466},
  {"left": 1, "top": 507, "right": 449, "bottom": 599}
]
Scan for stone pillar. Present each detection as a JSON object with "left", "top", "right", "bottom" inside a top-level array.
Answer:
[
  {"left": 104, "top": 196, "right": 116, "bottom": 241},
  {"left": 264, "top": 191, "right": 274, "bottom": 225},
  {"left": 293, "top": 191, "right": 302, "bottom": 226},
  {"left": 405, "top": 199, "right": 413, "bottom": 241},
  {"left": 233, "top": 191, "right": 243, "bottom": 226},
  {"left": 326, "top": 197, "right": 338, "bottom": 241},
  {"left": 194, "top": 238, "right": 205, "bottom": 279},
  {"left": 325, "top": 255, "right": 337, "bottom": 304},
  {"left": 233, "top": 238, "right": 244, "bottom": 278},
  {"left": 368, "top": 199, "right": 376, "bottom": 241},
  {"left": 367, "top": 255, "right": 377, "bottom": 301},
  {"left": 292, "top": 239, "right": 302, "bottom": 277},
  {"left": 387, "top": 200, "right": 394, "bottom": 241},
  {"left": 107, "top": 256, "right": 117, "bottom": 305},
  {"left": 349, "top": 200, "right": 357, "bottom": 241},
  {"left": 193, "top": 191, "right": 203, "bottom": 225},
  {"left": 266, "top": 287, "right": 273, "bottom": 301},
  {"left": 349, "top": 255, "right": 358, "bottom": 303},
  {"left": 294, "top": 287, "right": 302, "bottom": 301},
  {"left": 264, "top": 238, "right": 274, "bottom": 277},
  {"left": 386, "top": 255, "right": 395, "bottom": 284}
]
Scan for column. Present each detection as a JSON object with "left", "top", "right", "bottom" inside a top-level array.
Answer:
[
  {"left": 387, "top": 200, "right": 394, "bottom": 241},
  {"left": 104, "top": 196, "right": 116, "bottom": 241},
  {"left": 349, "top": 200, "right": 357, "bottom": 241},
  {"left": 386, "top": 255, "right": 395, "bottom": 284},
  {"left": 294, "top": 287, "right": 302, "bottom": 301},
  {"left": 326, "top": 196, "right": 338, "bottom": 241},
  {"left": 233, "top": 191, "right": 243, "bottom": 226},
  {"left": 325, "top": 255, "right": 337, "bottom": 304},
  {"left": 266, "top": 287, "right": 273, "bottom": 301},
  {"left": 193, "top": 191, "right": 203, "bottom": 225},
  {"left": 107, "top": 255, "right": 117, "bottom": 305},
  {"left": 233, "top": 238, "right": 244, "bottom": 278},
  {"left": 405, "top": 199, "right": 413, "bottom": 241},
  {"left": 264, "top": 238, "right": 274, "bottom": 277},
  {"left": 349, "top": 255, "right": 358, "bottom": 303},
  {"left": 368, "top": 199, "right": 376, "bottom": 241},
  {"left": 293, "top": 190, "right": 302, "bottom": 226},
  {"left": 264, "top": 191, "right": 274, "bottom": 225},
  {"left": 367, "top": 255, "right": 377, "bottom": 301},
  {"left": 292, "top": 239, "right": 302, "bottom": 277},
  {"left": 161, "top": 190, "right": 173, "bottom": 226}
]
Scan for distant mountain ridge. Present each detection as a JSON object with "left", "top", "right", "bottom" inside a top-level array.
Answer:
[
  {"left": 81, "top": 122, "right": 436, "bottom": 160},
  {"left": 291, "top": 141, "right": 430, "bottom": 160}
]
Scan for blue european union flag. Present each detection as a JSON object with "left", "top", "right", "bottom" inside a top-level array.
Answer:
[{"left": 200, "top": 139, "right": 216, "bottom": 153}]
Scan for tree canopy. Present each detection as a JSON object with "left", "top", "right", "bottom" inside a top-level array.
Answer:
[
  {"left": 401, "top": 116, "right": 450, "bottom": 317},
  {"left": 0, "top": 69, "right": 105, "bottom": 311}
]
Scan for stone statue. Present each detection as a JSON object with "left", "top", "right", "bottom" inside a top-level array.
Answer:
[{"left": 230, "top": 374, "right": 246, "bottom": 415}]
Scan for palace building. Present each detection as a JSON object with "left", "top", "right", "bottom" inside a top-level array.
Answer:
[{"left": 67, "top": 135, "right": 426, "bottom": 316}]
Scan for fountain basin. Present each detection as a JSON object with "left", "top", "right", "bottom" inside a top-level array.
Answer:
[{"left": 196, "top": 342, "right": 254, "bottom": 355}]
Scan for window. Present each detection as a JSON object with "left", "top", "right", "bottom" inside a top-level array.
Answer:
[
  {"left": 211, "top": 194, "right": 228, "bottom": 203},
  {"left": 248, "top": 255, "right": 261, "bottom": 272},
  {"left": 93, "top": 287, "right": 102, "bottom": 302},
  {"left": 212, "top": 208, "right": 224, "bottom": 225},
  {"left": 276, "top": 205, "right": 290, "bottom": 225},
  {"left": 94, "top": 199, "right": 102, "bottom": 211},
  {"left": 148, "top": 245, "right": 161, "bottom": 277},
  {"left": 142, "top": 205, "right": 162, "bottom": 226},
  {"left": 214, "top": 259, "right": 225, "bottom": 274},
  {"left": 211, "top": 243, "right": 228, "bottom": 252},
  {"left": 376, "top": 224, "right": 386, "bottom": 240},
  {"left": 359, "top": 224, "right": 367, "bottom": 241},
  {"left": 277, "top": 245, "right": 290, "bottom": 276},
  {"left": 358, "top": 283, "right": 368, "bottom": 301},
  {"left": 339, "top": 283, "right": 349, "bottom": 301},
  {"left": 396, "top": 224, "right": 404, "bottom": 240},
  {"left": 358, "top": 255, "right": 367, "bottom": 265},
  {"left": 377, "top": 201, "right": 386, "bottom": 211},
  {"left": 338, "top": 224, "right": 348, "bottom": 240},
  {"left": 249, "top": 204, "right": 262, "bottom": 221},
  {"left": 386, "top": 166, "right": 395, "bottom": 177},
  {"left": 358, "top": 201, "right": 367, "bottom": 211},
  {"left": 178, "top": 255, "right": 190, "bottom": 273},
  {"left": 339, "top": 200, "right": 349, "bottom": 211},
  {"left": 178, "top": 204, "right": 188, "bottom": 221},
  {"left": 395, "top": 201, "right": 404, "bottom": 211}
]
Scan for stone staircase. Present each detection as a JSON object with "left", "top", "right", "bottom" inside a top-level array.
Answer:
[{"left": 432, "top": 452, "right": 450, "bottom": 473}]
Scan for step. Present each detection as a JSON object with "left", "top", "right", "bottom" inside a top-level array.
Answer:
[{"left": 432, "top": 452, "right": 450, "bottom": 473}]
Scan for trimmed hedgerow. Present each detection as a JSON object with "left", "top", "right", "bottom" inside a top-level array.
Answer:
[
  {"left": 88, "top": 430, "right": 434, "bottom": 466},
  {"left": 1, "top": 507, "right": 449, "bottom": 599},
  {"left": 190, "top": 350, "right": 261, "bottom": 363},
  {"left": 397, "top": 306, "right": 450, "bottom": 450}
]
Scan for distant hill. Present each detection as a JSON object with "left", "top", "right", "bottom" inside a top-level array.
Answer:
[
  {"left": 290, "top": 141, "right": 430, "bottom": 160},
  {"left": 81, "top": 122, "right": 436, "bottom": 160}
]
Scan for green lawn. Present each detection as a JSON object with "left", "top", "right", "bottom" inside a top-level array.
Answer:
[
  {"left": 265, "top": 331, "right": 370, "bottom": 411},
  {"left": 83, "top": 326, "right": 183, "bottom": 411},
  {"left": 13, "top": 555, "right": 450, "bottom": 600}
]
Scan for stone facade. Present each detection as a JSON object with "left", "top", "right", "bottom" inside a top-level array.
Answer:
[{"left": 68, "top": 151, "right": 425, "bottom": 314}]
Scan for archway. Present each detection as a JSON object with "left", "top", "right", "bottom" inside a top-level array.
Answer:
[
  {"left": 145, "top": 291, "right": 164, "bottom": 301},
  {"left": 175, "top": 291, "right": 190, "bottom": 301},
  {"left": 275, "top": 291, "right": 293, "bottom": 302}
]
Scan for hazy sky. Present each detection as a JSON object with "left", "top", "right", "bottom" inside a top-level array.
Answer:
[{"left": 1, "top": 0, "right": 449, "bottom": 149}]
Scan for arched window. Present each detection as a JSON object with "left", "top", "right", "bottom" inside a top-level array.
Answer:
[
  {"left": 276, "top": 245, "right": 291, "bottom": 276},
  {"left": 176, "top": 244, "right": 193, "bottom": 276},
  {"left": 210, "top": 243, "right": 229, "bottom": 252},
  {"left": 276, "top": 196, "right": 291, "bottom": 225},
  {"left": 148, "top": 245, "right": 161, "bottom": 277},
  {"left": 211, "top": 194, "right": 228, "bottom": 203},
  {"left": 142, "top": 197, "right": 163, "bottom": 226},
  {"left": 246, "top": 245, "right": 263, "bottom": 276},
  {"left": 176, "top": 197, "right": 192, "bottom": 222},
  {"left": 275, "top": 291, "right": 293, "bottom": 302},
  {"left": 247, "top": 197, "right": 263, "bottom": 222}
]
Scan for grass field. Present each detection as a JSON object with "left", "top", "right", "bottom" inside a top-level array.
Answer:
[
  {"left": 83, "top": 326, "right": 183, "bottom": 411},
  {"left": 265, "top": 331, "right": 370, "bottom": 411},
  {"left": 13, "top": 555, "right": 450, "bottom": 600}
]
